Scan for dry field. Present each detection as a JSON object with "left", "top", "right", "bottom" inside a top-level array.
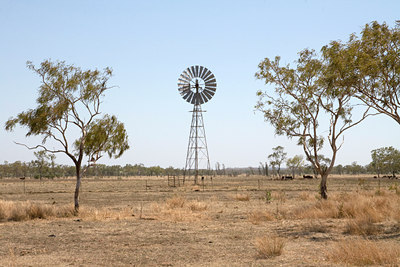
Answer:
[{"left": 0, "top": 175, "right": 399, "bottom": 266}]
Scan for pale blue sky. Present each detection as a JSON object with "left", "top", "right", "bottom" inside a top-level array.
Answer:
[{"left": 1, "top": 0, "right": 399, "bottom": 168}]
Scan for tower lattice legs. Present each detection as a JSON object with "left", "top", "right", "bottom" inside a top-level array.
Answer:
[{"left": 184, "top": 104, "right": 210, "bottom": 184}]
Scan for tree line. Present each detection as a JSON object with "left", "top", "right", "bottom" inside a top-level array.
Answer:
[{"left": 1, "top": 145, "right": 399, "bottom": 179}]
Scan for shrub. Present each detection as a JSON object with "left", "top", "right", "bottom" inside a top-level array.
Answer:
[
  {"left": 327, "top": 238, "right": 400, "bottom": 266},
  {"left": 345, "top": 217, "right": 381, "bottom": 236},
  {"left": 166, "top": 196, "right": 185, "bottom": 209},
  {"left": 234, "top": 194, "right": 250, "bottom": 201},
  {"left": 0, "top": 200, "right": 74, "bottom": 221},
  {"left": 254, "top": 235, "right": 285, "bottom": 259},
  {"left": 248, "top": 210, "right": 274, "bottom": 225}
]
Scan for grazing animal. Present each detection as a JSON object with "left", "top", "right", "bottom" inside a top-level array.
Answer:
[
  {"left": 303, "top": 175, "right": 313, "bottom": 179},
  {"left": 281, "top": 175, "right": 293, "bottom": 180}
]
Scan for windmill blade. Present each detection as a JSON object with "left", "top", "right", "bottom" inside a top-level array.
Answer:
[
  {"left": 190, "top": 66, "right": 196, "bottom": 78},
  {"left": 190, "top": 93, "right": 198, "bottom": 104},
  {"left": 204, "top": 78, "right": 216, "bottom": 84},
  {"left": 199, "top": 66, "right": 205, "bottom": 78},
  {"left": 187, "top": 91, "right": 196, "bottom": 103},
  {"left": 183, "top": 90, "right": 192, "bottom": 100},
  {"left": 187, "top": 67, "right": 194, "bottom": 78},
  {"left": 205, "top": 83, "right": 217, "bottom": 88},
  {"left": 204, "top": 88, "right": 215, "bottom": 96},
  {"left": 179, "top": 74, "right": 191, "bottom": 83},
  {"left": 183, "top": 70, "right": 192, "bottom": 80},
  {"left": 202, "top": 90, "right": 212, "bottom": 100},
  {"left": 179, "top": 85, "right": 191, "bottom": 94},
  {"left": 202, "top": 70, "right": 212, "bottom": 81},
  {"left": 178, "top": 80, "right": 190, "bottom": 86},
  {"left": 195, "top": 65, "right": 199, "bottom": 77},
  {"left": 204, "top": 74, "right": 215, "bottom": 83},
  {"left": 199, "top": 92, "right": 208, "bottom": 104},
  {"left": 205, "top": 85, "right": 216, "bottom": 90}
]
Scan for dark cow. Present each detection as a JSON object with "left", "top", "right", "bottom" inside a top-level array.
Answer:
[
  {"left": 281, "top": 175, "right": 293, "bottom": 180},
  {"left": 303, "top": 175, "right": 313, "bottom": 179}
]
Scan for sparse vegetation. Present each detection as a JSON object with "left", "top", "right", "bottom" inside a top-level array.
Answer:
[
  {"left": 0, "top": 175, "right": 399, "bottom": 266},
  {"left": 327, "top": 238, "right": 400, "bottom": 266},
  {"left": 254, "top": 235, "right": 285, "bottom": 258},
  {"left": 0, "top": 200, "right": 74, "bottom": 221}
]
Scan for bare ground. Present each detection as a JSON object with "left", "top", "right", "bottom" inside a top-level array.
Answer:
[{"left": 0, "top": 175, "right": 399, "bottom": 266}]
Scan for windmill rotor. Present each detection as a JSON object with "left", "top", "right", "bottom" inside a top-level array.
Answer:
[{"left": 178, "top": 65, "right": 217, "bottom": 105}]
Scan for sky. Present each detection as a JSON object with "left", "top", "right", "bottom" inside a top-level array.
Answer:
[{"left": 0, "top": 0, "right": 399, "bottom": 169}]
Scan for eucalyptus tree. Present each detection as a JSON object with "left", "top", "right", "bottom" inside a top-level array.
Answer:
[
  {"left": 268, "top": 146, "right": 287, "bottom": 177},
  {"left": 256, "top": 49, "right": 370, "bottom": 199},
  {"left": 5, "top": 60, "right": 129, "bottom": 212},
  {"left": 32, "top": 150, "right": 52, "bottom": 180},
  {"left": 286, "top": 155, "right": 304, "bottom": 178},
  {"left": 323, "top": 21, "right": 400, "bottom": 124},
  {"left": 371, "top": 146, "right": 400, "bottom": 177}
]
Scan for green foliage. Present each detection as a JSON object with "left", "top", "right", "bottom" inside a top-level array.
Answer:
[
  {"left": 286, "top": 155, "right": 304, "bottom": 177},
  {"left": 371, "top": 147, "right": 400, "bottom": 176},
  {"left": 268, "top": 146, "right": 287, "bottom": 176},
  {"left": 4, "top": 60, "right": 129, "bottom": 210},
  {"left": 322, "top": 21, "right": 400, "bottom": 124},
  {"left": 5, "top": 60, "right": 129, "bottom": 166}
]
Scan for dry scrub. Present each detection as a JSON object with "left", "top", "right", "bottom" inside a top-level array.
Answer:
[
  {"left": 294, "top": 190, "right": 399, "bottom": 223},
  {"left": 248, "top": 210, "right": 274, "bottom": 225},
  {"left": 151, "top": 195, "right": 208, "bottom": 222},
  {"left": 0, "top": 200, "right": 74, "bottom": 221},
  {"left": 254, "top": 235, "right": 285, "bottom": 259},
  {"left": 234, "top": 193, "right": 250, "bottom": 201},
  {"left": 327, "top": 238, "right": 400, "bottom": 266}
]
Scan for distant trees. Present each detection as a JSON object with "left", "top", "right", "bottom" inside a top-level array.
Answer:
[
  {"left": 5, "top": 60, "right": 129, "bottom": 212},
  {"left": 268, "top": 146, "right": 287, "bottom": 177},
  {"left": 370, "top": 147, "right": 400, "bottom": 177},
  {"left": 286, "top": 155, "right": 304, "bottom": 178}
]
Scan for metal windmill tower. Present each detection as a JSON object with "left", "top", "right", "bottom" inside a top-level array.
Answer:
[{"left": 178, "top": 65, "right": 217, "bottom": 184}]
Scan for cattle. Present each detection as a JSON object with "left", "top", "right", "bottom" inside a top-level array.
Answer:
[
  {"left": 303, "top": 175, "right": 313, "bottom": 179},
  {"left": 281, "top": 175, "right": 293, "bottom": 180}
]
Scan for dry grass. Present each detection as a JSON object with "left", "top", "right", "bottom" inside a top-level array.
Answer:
[
  {"left": 293, "top": 190, "right": 399, "bottom": 223},
  {"left": 1, "top": 176, "right": 399, "bottom": 266},
  {"left": 327, "top": 238, "right": 400, "bottom": 266},
  {"left": 272, "top": 191, "right": 287, "bottom": 203},
  {"left": 254, "top": 235, "right": 285, "bottom": 259},
  {"left": 0, "top": 200, "right": 74, "bottom": 221},
  {"left": 150, "top": 196, "right": 208, "bottom": 222},
  {"left": 345, "top": 217, "right": 381, "bottom": 236},
  {"left": 234, "top": 193, "right": 250, "bottom": 201},
  {"left": 78, "top": 206, "right": 134, "bottom": 221},
  {"left": 165, "top": 195, "right": 185, "bottom": 209},
  {"left": 248, "top": 210, "right": 274, "bottom": 225},
  {"left": 303, "top": 220, "right": 329, "bottom": 233}
]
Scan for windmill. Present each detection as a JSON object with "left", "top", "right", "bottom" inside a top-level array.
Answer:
[{"left": 178, "top": 65, "right": 217, "bottom": 184}]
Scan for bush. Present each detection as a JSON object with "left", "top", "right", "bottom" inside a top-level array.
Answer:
[
  {"left": 254, "top": 236, "right": 285, "bottom": 258},
  {"left": 327, "top": 238, "right": 400, "bottom": 266}
]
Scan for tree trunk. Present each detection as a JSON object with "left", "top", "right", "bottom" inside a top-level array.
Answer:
[
  {"left": 74, "top": 165, "right": 81, "bottom": 213},
  {"left": 320, "top": 174, "right": 328, "bottom": 199}
]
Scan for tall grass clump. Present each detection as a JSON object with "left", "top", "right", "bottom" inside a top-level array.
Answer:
[
  {"left": 248, "top": 210, "right": 274, "bottom": 225},
  {"left": 254, "top": 235, "right": 285, "bottom": 259},
  {"left": 0, "top": 200, "right": 74, "bottom": 221},
  {"left": 294, "top": 190, "right": 399, "bottom": 221},
  {"left": 327, "top": 238, "right": 400, "bottom": 266},
  {"left": 234, "top": 194, "right": 250, "bottom": 201},
  {"left": 151, "top": 196, "right": 208, "bottom": 222}
]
